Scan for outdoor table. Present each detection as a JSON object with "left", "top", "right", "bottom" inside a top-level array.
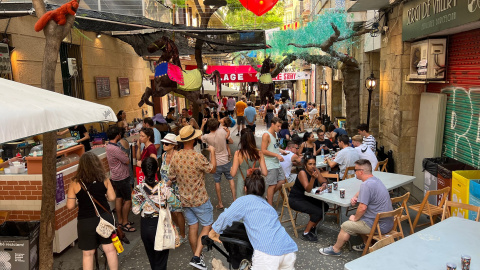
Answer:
[
  {"left": 344, "top": 217, "right": 479, "bottom": 270},
  {"left": 316, "top": 156, "right": 328, "bottom": 169},
  {"left": 305, "top": 171, "right": 415, "bottom": 224}
]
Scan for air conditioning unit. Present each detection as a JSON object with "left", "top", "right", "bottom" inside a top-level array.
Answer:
[
  {"left": 333, "top": 69, "right": 343, "bottom": 81},
  {"left": 408, "top": 38, "right": 447, "bottom": 81}
]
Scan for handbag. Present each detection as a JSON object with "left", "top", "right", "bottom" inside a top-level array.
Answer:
[
  {"left": 80, "top": 182, "right": 116, "bottom": 238},
  {"left": 140, "top": 184, "right": 176, "bottom": 251},
  {"left": 239, "top": 159, "right": 258, "bottom": 181}
]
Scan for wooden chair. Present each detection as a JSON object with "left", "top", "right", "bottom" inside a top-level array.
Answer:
[
  {"left": 441, "top": 200, "right": 480, "bottom": 221},
  {"left": 279, "top": 181, "right": 306, "bottom": 238},
  {"left": 342, "top": 166, "right": 356, "bottom": 180},
  {"left": 375, "top": 158, "right": 388, "bottom": 172},
  {"left": 0, "top": 211, "right": 10, "bottom": 224},
  {"left": 409, "top": 187, "right": 450, "bottom": 234},
  {"left": 390, "top": 192, "right": 414, "bottom": 234},
  {"left": 275, "top": 177, "right": 288, "bottom": 208},
  {"left": 362, "top": 207, "right": 405, "bottom": 256},
  {"left": 368, "top": 236, "right": 395, "bottom": 253},
  {"left": 322, "top": 172, "right": 340, "bottom": 224}
]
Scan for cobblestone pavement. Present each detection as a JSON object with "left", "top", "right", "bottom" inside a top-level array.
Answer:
[{"left": 54, "top": 120, "right": 419, "bottom": 270}]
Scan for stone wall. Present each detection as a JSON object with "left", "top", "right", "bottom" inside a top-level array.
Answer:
[{"left": 378, "top": 4, "right": 423, "bottom": 175}]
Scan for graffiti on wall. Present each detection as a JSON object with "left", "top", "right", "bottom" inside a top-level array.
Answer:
[{"left": 441, "top": 87, "right": 480, "bottom": 168}]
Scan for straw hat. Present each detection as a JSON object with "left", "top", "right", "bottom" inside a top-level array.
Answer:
[
  {"left": 176, "top": 125, "right": 202, "bottom": 142},
  {"left": 161, "top": 133, "right": 178, "bottom": 145}
]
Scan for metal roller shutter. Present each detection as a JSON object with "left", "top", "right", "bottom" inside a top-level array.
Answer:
[{"left": 442, "top": 87, "right": 480, "bottom": 168}]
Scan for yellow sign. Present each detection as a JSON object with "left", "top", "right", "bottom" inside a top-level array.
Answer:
[{"left": 282, "top": 22, "right": 299, "bottom": 30}]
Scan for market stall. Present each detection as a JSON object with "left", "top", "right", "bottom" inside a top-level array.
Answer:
[{"left": 0, "top": 78, "right": 117, "bottom": 253}]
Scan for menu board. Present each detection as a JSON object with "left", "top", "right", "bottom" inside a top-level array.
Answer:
[
  {"left": 118, "top": 77, "right": 130, "bottom": 97},
  {"left": 95, "top": 76, "right": 111, "bottom": 99}
]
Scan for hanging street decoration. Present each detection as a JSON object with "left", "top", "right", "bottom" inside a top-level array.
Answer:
[{"left": 239, "top": 0, "right": 279, "bottom": 16}]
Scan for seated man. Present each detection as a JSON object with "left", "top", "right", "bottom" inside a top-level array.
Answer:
[
  {"left": 280, "top": 141, "right": 302, "bottom": 183},
  {"left": 314, "top": 129, "right": 334, "bottom": 156},
  {"left": 319, "top": 159, "right": 394, "bottom": 256},
  {"left": 352, "top": 135, "right": 378, "bottom": 170},
  {"left": 326, "top": 135, "right": 359, "bottom": 179},
  {"left": 357, "top": 123, "right": 377, "bottom": 152}
]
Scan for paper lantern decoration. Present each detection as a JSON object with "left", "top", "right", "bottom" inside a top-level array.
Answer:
[{"left": 239, "top": 0, "right": 278, "bottom": 16}]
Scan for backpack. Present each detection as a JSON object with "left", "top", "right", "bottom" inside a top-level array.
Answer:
[
  {"left": 229, "top": 115, "right": 236, "bottom": 127},
  {"left": 278, "top": 105, "right": 287, "bottom": 120}
]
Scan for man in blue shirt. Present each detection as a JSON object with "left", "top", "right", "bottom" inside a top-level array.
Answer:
[
  {"left": 209, "top": 170, "right": 297, "bottom": 269},
  {"left": 244, "top": 101, "right": 257, "bottom": 132},
  {"left": 319, "top": 159, "right": 394, "bottom": 256}
]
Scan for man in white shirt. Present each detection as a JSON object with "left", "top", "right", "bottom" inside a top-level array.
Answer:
[
  {"left": 352, "top": 135, "right": 378, "bottom": 171},
  {"left": 280, "top": 141, "right": 302, "bottom": 183},
  {"left": 326, "top": 135, "right": 359, "bottom": 179},
  {"left": 357, "top": 123, "right": 376, "bottom": 152}
]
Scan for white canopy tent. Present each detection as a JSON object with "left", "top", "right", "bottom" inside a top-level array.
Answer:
[
  {"left": 202, "top": 80, "right": 240, "bottom": 97},
  {"left": 0, "top": 78, "right": 117, "bottom": 144}
]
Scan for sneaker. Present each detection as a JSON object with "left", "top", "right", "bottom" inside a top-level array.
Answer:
[
  {"left": 189, "top": 256, "right": 207, "bottom": 270},
  {"left": 319, "top": 246, "right": 342, "bottom": 256},
  {"left": 310, "top": 226, "right": 317, "bottom": 236},
  {"left": 301, "top": 232, "right": 318, "bottom": 242},
  {"left": 352, "top": 243, "right": 366, "bottom": 252}
]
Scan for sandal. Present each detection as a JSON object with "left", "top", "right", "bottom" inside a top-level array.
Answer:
[
  {"left": 215, "top": 205, "right": 224, "bottom": 210},
  {"left": 121, "top": 223, "right": 137, "bottom": 232},
  {"left": 125, "top": 221, "right": 135, "bottom": 226}
]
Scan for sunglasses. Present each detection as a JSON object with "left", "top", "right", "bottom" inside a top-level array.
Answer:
[{"left": 163, "top": 143, "right": 173, "bottom": 146}]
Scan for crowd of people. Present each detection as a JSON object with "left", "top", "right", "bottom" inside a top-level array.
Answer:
[{"left": 63, "top": 94, "right": 394, "bottom": 270}]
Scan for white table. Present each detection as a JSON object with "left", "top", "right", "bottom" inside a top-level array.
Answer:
[
  {"left": 344, "top": 217, "right": 480, "bottom": 270},
  {"left": 305, "top": 171, "right": 415, "bottom": 223}
]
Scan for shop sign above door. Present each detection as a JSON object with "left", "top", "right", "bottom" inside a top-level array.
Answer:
[
  {"left": 272, "top": 71, "right": 311, "bottom": 81},
  {"left": 403, "top": 0, "right": 480, "bottom": 41}
]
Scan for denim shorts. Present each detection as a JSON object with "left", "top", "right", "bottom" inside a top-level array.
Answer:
[
  {"left": 213, "top": 162, "right": 234, "bottom": 183},
  {"left": 184, "top": 199, "right": 214, "bottom": 226}
]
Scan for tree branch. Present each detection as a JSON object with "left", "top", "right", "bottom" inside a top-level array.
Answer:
[
  {"left": 32, "top": 0, "right": 47, "bottom": 17},
  {"left": 288, "top": 52, "right": 338, "bottom": 69},
  {"left": 240, "top": 53, "right": 261, "bottom": 72},
  {"left": 337, "top": 28, "right": 370, "bottom": 42},
  {"left": 271, "top": 54, "right": 298, "bottom": 77}
]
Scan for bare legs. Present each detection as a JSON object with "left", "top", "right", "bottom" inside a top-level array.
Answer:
[
  {"left": 82, "top": 244, "right": 118, "bottom": 270},
  {"left": 115, "top": 198, "right": 132, "bottom": 226},
  {"left": 267, "top": 180, "right": 285, "bottom": 206},
  {"left": 188, "top": 223, "right": 212, "bottom": 257},
  {"left": 171, "top": 212, "right": 186, "bottom": 238},
  {"left": 214, "top": 183, "right": 224, "bottom": 209}
]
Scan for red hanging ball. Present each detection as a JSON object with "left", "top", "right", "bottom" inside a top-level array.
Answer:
[{"left": 239, "top": 0, "right": 278, "bottom": 16}]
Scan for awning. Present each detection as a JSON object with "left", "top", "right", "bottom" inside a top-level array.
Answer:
[
  {"left": 347, "top": 0, "right": 390, "bottom": 12},
  {"left": 0, "top": 78, "right": 117, "bottom": 143},
  {"left": 202, "top": 80, "right": 240, "bottom": 97},
  {"left": 205, "top": 66, "right": 259, "bottom": 83}
]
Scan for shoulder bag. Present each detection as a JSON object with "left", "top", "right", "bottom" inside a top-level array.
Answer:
[
  {"left": 80, "top": 182, "right": 116, "bottom": 238},
  {"left": 140, "top": 184, "right": 176, "bottom": 251},
  {"left": 239, "top": 158, "right": 258, "bottom": 181}
]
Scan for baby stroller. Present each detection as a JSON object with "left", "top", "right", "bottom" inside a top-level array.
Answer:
[{"left": 202, "top": 222, "right": 253, "bottom": 270}]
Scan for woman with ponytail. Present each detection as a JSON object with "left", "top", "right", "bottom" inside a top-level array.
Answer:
[
  {"left": 132, "top": 157, "right": 180, "bottom": 270},
  {"left": 209, "top": 170, "right": 298, "bottom": 269}
]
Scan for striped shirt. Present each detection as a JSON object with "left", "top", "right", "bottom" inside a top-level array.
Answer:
[
  {"left": 105, "top": 143, "right": 130, "bottom": 181},
  {"left": 363, "top": 135, "right": 376, "bottom": 152},
  {"left": 212, "top": 195, "right": 298, "bottom": 256}
]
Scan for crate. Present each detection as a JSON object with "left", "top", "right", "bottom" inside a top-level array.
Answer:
[
  {"left": 469, "top": 179, "right": 480, "bottom": 221},
  {"left": 451, "top": 171, "right": 480, "bottom": 219}
]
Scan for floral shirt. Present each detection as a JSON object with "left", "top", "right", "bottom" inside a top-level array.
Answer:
[
  {"left": 168, "top": 149, "right": 213, "bottom": 208},
  {"left": 132, "top": 181, "right": 180, "bottom": 217}
]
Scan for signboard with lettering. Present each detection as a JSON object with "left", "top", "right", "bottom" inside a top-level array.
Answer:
[
  {"left": 118, "top": 77, "right": 130, "bottom": 97},
  {"left": 403, "top": 0, "right": 480, "bottom": 41},
  {"left": 272, "top": 72, "right": 311, "bottom": 81},
  {"left": 95, "top": 76, "right": 111, "bottom": 99}
]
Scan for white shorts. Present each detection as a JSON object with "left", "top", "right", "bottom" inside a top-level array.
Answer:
[{"left": 251, "top": 250, "right": 296, "bottom": 270}]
